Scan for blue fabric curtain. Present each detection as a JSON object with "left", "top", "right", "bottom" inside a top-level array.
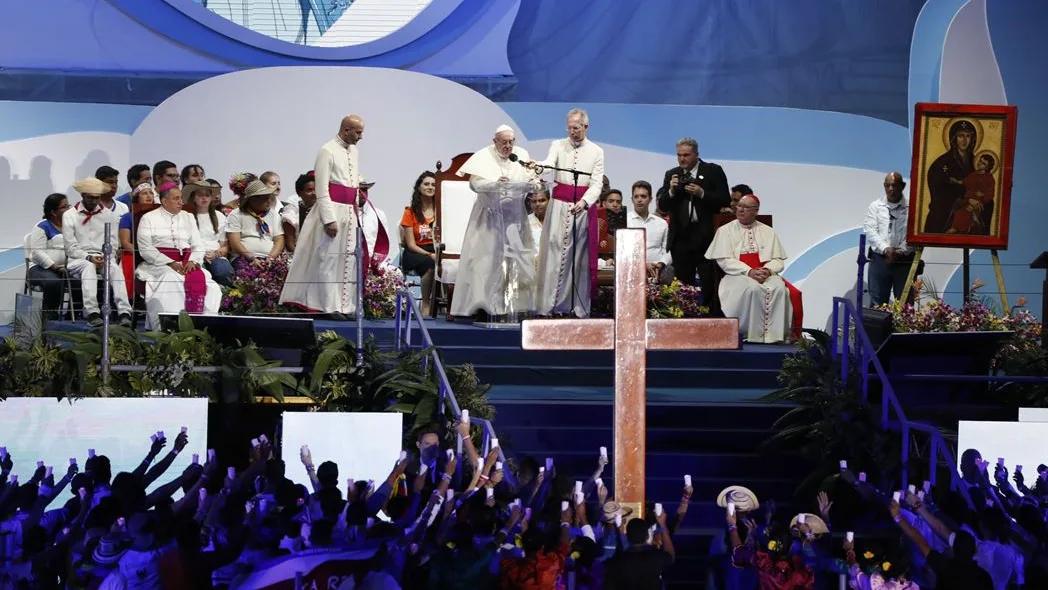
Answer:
[{"left": 507, "top": 0, "right": 927, "bottom": 124}]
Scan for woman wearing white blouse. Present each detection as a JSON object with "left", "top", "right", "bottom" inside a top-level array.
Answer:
[
  {"left": 225, "top": 180, "right": 285, "bottom": 266},
  {"left": 26, "top": 193, "right": 73, "bottom": 319},
  {"left": 185, "top": 182, "right": 234, "bottom": 287}
]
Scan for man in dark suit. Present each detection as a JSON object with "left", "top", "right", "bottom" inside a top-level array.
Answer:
[{"left": 656, "top": 137, "right": 730, "bottom": 309}]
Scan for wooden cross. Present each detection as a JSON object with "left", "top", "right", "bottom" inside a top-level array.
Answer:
[{"left": 521, "top": 229, "right": 739, "bottom": 517}]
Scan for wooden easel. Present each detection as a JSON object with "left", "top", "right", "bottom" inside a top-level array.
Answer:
[{"left": 899, "top": 247, "right": 1009, "bottom": 310}]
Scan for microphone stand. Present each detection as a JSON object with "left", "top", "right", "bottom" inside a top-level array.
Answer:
[{"left": 534, "top": 162, "right": 592, "bottom": 317}]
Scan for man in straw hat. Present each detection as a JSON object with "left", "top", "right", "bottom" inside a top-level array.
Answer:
[
  {"left": 281, "top": 114, "right": 373, "bottom": 320},
  {"left": 63, "top": 177, "right": 134, "bottom": 328},
  {"left": 451, "top": 124, "right": 541, "bottom": 322},
  {"left": 135, "top": 182, "right": 222, "bottom": 330}
]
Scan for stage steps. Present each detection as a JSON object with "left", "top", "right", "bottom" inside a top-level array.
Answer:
[{"left": 489, "top": 391, "right": 808, "bottom": 589}]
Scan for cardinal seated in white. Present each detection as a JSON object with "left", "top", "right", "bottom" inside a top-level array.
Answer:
[
  {"left": 705, "top": 194, "right": 792, "bottom": 343},
  {"left": 136, "top": 183, "right": 222, "bottom": 330}
]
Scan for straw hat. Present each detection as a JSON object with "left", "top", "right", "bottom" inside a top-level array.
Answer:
[
  {"left": 790, "top": 512, "right": 830, "bottom": 535},
  {"left": 182, "top": 182, "right": 213, "bottom": 200},
  {"left": 242, "top": 179, "right": 276, "bottom": 200},
  {"left": 602, "top": 501, "right": 634, "bottom": 523},
  {"left": 72, "top": 177, "right": 109, "bottom": 196},
  {"left": 716, "top": 485, "right": 760, "bottom": 513},
  {"left": 91, "top": 533, "right": 129, "bottom": 565}
]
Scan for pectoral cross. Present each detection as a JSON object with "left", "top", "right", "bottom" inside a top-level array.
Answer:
[{"left": 521, "top": 229, "right": 740, "bottom": 517}]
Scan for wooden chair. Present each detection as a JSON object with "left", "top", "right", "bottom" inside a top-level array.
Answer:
[
  {"left": 596, "top": 208, "right": 615, "bottom": 287},
  {"left": 432, "top": 153, "right": 476, "bottom": 318}
]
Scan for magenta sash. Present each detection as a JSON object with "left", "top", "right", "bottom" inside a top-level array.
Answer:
[
  {"left": 552, "top": 182, "right": 599, "bottom": 298},
  {"left": 157, "top": 247, "right": 206, "bottom": 313},
  {"left": 329, "top": 183, "right": 391, "bottom": 274}
]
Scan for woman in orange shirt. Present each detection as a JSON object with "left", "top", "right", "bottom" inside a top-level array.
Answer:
[{"left": 401, "top": 171, "right": 438, "bottom": 314}]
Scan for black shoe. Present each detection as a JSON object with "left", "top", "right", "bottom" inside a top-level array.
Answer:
[
  {"left": 86, "top": 313, "right": 103, "bottom": 328},
  {"left": 118, "top": 314, "right": 133, "bottom": 328},
  {"left": 325, "top": 312, "right": 350, "bottom": 321}
]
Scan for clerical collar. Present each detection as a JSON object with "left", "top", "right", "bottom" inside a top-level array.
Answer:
[
  {"left": 335, "top": 135, "right": 350, "bottom": 149},
  {"left": 570, "top": 138, "right": 586, "bottom": 149}
]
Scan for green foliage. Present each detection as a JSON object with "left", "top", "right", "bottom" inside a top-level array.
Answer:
[
  {"left": 990, "top": 338, "right": 1048, "bottom": 406},
  {"left": 0, "top": 319, "right": 497, "bottom": 448},
  {"left": 761, "top": 329, "right": 901, "bottom": 496},
  {"left": 303, "top": 330, "right": 496, "bottom": 448}
]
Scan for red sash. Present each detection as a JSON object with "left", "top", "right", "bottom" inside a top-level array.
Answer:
[
  {"left": 551, "top": 182, "right": 599, "bottom": 298},
  {"left": 739, "top": 252, "right": 803, "bottom": 340},
  {"left": 120, "top": 251, "right": 135, "bottom": 299},
  {"left": 329, "top": 183, "right": 390, "bottom": 274},
  {"left": 157, "top": 247, "right": 207, "bottom": 313}
]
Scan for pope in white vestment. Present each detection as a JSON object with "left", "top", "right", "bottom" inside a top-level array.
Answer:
[
  {"left": 451, "top": 125, "right": 539, "bottom": 319},
  {"left": 136, "top": 188, "right": 222, "bottom": 330},
  {"left": 280, "top": 116, "right": 366, "bottom": 317},
  {"left": 533, "top": 109, "right": 605, "bottom": 317},
  {"left": 705, "top": 196, "right": 792, "bottom": 343}
]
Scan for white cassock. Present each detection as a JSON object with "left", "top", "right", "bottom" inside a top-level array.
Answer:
[
  {"left": 451, "top": 145, "right": 538, "bottom": 318},
  {"left": 705, "top": 220, "right": 792, "bottom": 343},
  {"left": 135, "top": 207, "right": 222, "bottom": 330},
  {"left": 280, "top": 136, "right": 361, "bottom": 314},
  {"left": 534, "top": 138, "right": 605, "bottom": 317}
]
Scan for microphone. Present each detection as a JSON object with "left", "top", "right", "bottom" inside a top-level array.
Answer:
[{"left": 508, "top": 153, "right": 532, "bottom": 166}]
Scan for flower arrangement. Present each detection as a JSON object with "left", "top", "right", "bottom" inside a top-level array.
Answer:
[
  {"left": 228, "top": 172, "right": 257, "bottom": 197},
  {"left": 592, "top": 279, "right": 708, "bottom": 319},
  {"left": 875, "top": 278, "right": 1041, "bottom": 346},
  {"left": 363, "top": 265, "right": 407, "bottom": 319},
  {"left": 221, "top": 255, "right": 293, "bottom": 315}
]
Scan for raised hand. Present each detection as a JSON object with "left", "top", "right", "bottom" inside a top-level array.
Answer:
[
  {"left": 817, "top": 491, "right": 833, "bottom": 519},
  {"left": 173, "top": 430, "right": 189, "bottom": 453},
  {"left": 300, "top": 445, "right": 313, "bottom": 467},
  {"left": 150, "top": 433, "right": 167, "bottom": 456}
]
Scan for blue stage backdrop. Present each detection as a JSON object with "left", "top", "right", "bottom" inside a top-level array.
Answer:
[{"left": 0, "top": 0, "right": 1045, "bottom": 326}]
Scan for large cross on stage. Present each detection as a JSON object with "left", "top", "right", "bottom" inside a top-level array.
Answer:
[{"left": 521, "top": 229, "right": 739, "bottom": 517}]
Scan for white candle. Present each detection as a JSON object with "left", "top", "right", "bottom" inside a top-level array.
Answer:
[
  {"left": 654, "top": 503, "right": 663, "bottom": 516},
  {"left": 599, "top": 446, "right": 608, "bottom": 459},
  {"left": 461, "top": 409, "right": 469, "bottom": 424},
  {"left": 727, "top": 502, "right": 736, "bottom": 516},
  {"left": 839, "top": 460, "right": 848, "bottom": 469},
  {"left": 846, "top": 531, "right": 854, "bottom": 542},
  {"left": 684, "top": 474, "right": 692, "bottom": 487}
]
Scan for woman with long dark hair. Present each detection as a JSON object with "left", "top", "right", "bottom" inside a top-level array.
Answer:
[
  {"left": 25, "top": 192, "right": 73, "bottom": 319},
  {"left": 185, "top": 182, "right": 234, "bottom": 287},
  {"left": 400, "top": 171, "right": 437, "bottom": 314}
]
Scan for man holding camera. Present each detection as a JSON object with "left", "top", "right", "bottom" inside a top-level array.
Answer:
[{"left": 656, "top": 137, "right": 730, "bottom": 309}]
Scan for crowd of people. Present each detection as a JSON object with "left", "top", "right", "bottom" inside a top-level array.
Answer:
[
  {"left": 705, "top": 446, "right": 1048, "bottom": 590},
  {"left": 21, "top": 108, "right": 818, "bottom": 343},
  {"left": 5, "top": 409, "right": 1047, "bottom": 590},
  {"left": 0, "top": 419, "right": 692, "bottom": 589}
]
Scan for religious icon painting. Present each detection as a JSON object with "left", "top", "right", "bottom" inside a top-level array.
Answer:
[{"left": 907, "top": 102, "right": 1018, "bottom": 250}]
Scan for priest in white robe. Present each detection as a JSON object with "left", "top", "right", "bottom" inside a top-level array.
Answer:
[
  {"left": 280, "top": 115, "right": 368, "bottom": 320},
  {"left": 136, "top": 183, "right": 222, "bottom": 330},
  {"left": 451, "top": 125, "right": 540, "bottom": 320},
  {"left": 705, "top": 195, "right": 792, "bottom": 343},
  {"left": 532, "top": 108, "right": 605, "bottom": 317}
]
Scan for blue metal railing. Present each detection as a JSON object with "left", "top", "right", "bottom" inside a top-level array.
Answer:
[
  {"left": 838, "top": 234, "right": 971, "bottom": 504},
  {"left": 393, "top": 290, "right": 515, "bottom": 487},
  {"left": 830, "top": 295, "right": 970, "bottom": 501}
]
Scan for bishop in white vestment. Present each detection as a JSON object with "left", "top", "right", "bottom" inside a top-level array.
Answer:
[
  {"left": 705, "top": 195, "right": 792, "bottom": 343},
  {"left": 451, "top": 125, "right": 539, "bottom": 319},
  {"left": 136, "top": 183, "right": 222, "bottom": 330},
  {"left": 280, "top": 115, "right": 366, "bottom": 318},
  {"left": 533, "top": 109, "right": 605, "bottom": 317}
]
